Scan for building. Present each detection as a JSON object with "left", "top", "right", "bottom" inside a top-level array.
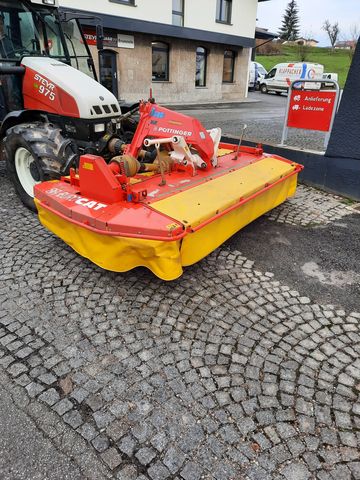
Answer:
[
  {"left": 335, "top": 40, "right": 356, "bottom": 50},
  {"left": 295, "top": 38, "right": 319, "bottom": 47},
  {"left": 59, "top": 0, "right": 271, "bottom": 103}
]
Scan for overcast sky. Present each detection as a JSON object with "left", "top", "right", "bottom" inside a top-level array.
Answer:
[{"left": 257, "top": 0, "right": 360, "bottom": 46}]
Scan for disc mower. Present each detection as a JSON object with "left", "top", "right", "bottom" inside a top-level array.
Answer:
[{"left": 34, "top": 101, "right": 303, "bottom": 280}]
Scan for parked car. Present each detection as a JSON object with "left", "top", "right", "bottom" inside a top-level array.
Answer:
[
  {"left": 248, "top": 61, "right": 268, "bottom": 90},
  {"left": 259, "top": 62, "right": 324, "bottom": 95}
]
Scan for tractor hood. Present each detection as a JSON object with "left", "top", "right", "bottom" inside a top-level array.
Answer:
[{"left": 21, "top": 57, "right": 121, "bottom": 119}]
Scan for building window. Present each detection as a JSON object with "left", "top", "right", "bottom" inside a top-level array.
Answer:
[
  {"left": 216, "top": 0, "right": 232, "bottom": 24},
  {"left": 152, "top": 42, "right": 169, "bottom": 82},
  {"left": 222, "top": 50, "right": 235, "bottom": 83},
  {"left": 195, "top": 47, "right": 207, "bottom": 87},
  {"left": 172, "top": 0, "right": 184, "bottom": 26}
]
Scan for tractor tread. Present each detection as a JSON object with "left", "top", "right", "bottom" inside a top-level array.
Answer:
[
  {"left": 4, "top": 122, "right": 77, "bottom": 211},
  {"left": 7, "top": 122, "right": 77, "bottom": 177}
]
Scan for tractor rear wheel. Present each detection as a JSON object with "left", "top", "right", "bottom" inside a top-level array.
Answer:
[{"left": 4, "top": 122, "right": 77, "bottom": 211}]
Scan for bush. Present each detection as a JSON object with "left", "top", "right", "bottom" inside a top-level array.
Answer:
[{"left": 257, "top": 41, "right": 283, "bottom": 56}]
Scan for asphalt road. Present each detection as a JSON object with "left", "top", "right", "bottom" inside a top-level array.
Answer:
[
  {"left": 173, "top": 92, "right": 327, "bottom": 151},
  {"left": 0, "top": 382, "right": 84, "bottom": 480},
  {"left": 227, "top": 213, "right": 360, "bottom": 312}
]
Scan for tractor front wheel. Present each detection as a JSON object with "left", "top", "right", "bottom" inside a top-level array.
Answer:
[{"left": 4, "top": 122, "right": 77, "bottom": 211}]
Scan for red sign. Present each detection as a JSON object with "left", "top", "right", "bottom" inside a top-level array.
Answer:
[
  {"left": 82, "top": 27, "right": 117, "bottom": 47},
  {"left": 287, "top": 90, "right": 337, "bottom": 132}
]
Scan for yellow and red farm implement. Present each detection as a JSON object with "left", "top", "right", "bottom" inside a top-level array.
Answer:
[{"left": 35, "top": 101, "right": 303, "bottom": 280}]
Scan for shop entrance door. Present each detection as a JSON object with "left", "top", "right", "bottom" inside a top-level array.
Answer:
[{"left": 99, "top": 50, "right": 118, "bottom": 98}]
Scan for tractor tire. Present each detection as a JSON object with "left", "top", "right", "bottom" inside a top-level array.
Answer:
[
  {"left": 4, "top": 122, "right": 77, "bottom": 211},
  {"left": 260, "top": 84, "right": 268, "bottom": 94}
]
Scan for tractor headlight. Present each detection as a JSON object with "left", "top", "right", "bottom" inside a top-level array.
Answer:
[
  {"left": 94, "top": 123, "right": 105, "bottom": 133},
  {"left": 43, "top": 0, "right": 56, "bottom": 5}
]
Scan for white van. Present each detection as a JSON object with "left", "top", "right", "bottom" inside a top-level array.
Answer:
[
  {"left": 248, "top": 61, "right": 268, "bottom": 90},
  {"left": 322, "top": 72, "right": 338, "bottom": 82},
  {"left": 259, "top": 62, "right": 324, "bottom": 95}
]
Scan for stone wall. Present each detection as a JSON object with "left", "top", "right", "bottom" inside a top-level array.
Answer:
[{"left": 90, "top": 34, "right": 250, "bottom": 103}]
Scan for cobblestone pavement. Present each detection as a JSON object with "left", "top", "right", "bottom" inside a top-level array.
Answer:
[
  {"left": 266, "top": 185, "right": 359, "bottom": 226},
  {"left": 1, "top": 160, "right": 360, "bottom": 480}
]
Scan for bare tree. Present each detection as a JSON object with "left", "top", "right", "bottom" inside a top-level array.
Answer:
[
  {"left": 297, "top": 32, "right": 315, "bottom": 61},
  {"left": 348, "top": 24, "right": 360, "bottom": 58},
  {"left": 297, "top": 41, "right": 310, "bottom": 61},
  {"left": 323, "top": 20, "right": 340, "bottom": 50}
]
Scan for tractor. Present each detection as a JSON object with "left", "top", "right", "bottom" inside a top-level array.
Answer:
[{"left": 0, "top": 0, "right": 137, "bottom": 210}]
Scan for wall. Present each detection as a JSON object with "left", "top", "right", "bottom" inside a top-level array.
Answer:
[
  {"left": 89, "top": 33, "right": 249, "bottom": 103},
  {"left": 59, "top": 0, "right": 258, "bottom": 39},
  {"left": 184, "top": 0, "right": 258, "bottom": 40},
  {"left": 59, "top": 0, "right": 171, "bottom": 23}
]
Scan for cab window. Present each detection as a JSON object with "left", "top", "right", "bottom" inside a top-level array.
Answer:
[
  {"left": 267, "top": 68, "right": 276, "bottom": 79},
  {"left": 62, "top": 19, "right": 95, "bottom": 78},
  {"left": 43, "top": 14, "right": 66, "bottom": 59}
]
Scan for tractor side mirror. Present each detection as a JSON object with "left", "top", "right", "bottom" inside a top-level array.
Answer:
[{"left": 96, "top": 24, "right": 104, "bottom": 51}]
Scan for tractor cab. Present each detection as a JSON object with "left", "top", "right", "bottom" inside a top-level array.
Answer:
[{"left": 0, "top": 0, "right": 96, "bottom": 119}]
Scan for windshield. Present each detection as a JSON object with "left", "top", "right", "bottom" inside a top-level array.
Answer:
[
  {"left": 0, "top": 1, "right": 66, "bottom": 61},
  {"left": 257, "top": 65, "right": 267, "bottom": 76},
  {"left": 62, "top": 18, "right": 95, "bottom": 78}
]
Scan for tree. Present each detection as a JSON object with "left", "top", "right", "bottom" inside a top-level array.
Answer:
[
  {"left": 323, "top": 20, "right": 340, "bottom": 49},
  {"left": 297, "top": 40, "right": 310, "bottom": 62},
  {"left": 279, "top": 0, "right": 300, "bottom": 41},
  {"left": 348, "top": 24, "right": 360, "bottom": 59}
]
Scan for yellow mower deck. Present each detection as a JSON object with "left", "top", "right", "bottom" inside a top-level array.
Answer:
[{"left": 35, "top": 156, "right": 300, "bottom": 281}]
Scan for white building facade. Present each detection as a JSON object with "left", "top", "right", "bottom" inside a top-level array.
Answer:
[{"left": 59, "top": 0, "right": 267, "bottom": 103}]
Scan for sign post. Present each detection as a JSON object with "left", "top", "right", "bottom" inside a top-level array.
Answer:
[{"left": 281, "top": 80, "right": 340, "bottom": 149}]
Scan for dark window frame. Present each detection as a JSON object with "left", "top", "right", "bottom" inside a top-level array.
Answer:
[
  {"left": 109, "top": 0, "right": 136, "bottom": 6},
  {"left": 222, "top": 49, "right": 235, "bottom": 83},
  {"left": 216, "top": 0, "right": 232, "bottom": 25},
  {"left": 99, "top": 48, "right": 119, "bottom": 97},
  {"left": 152, "top": 41, "right": 170, "bottom": 82},
  {"left": 172, "top": 0, "right": 184, "bottom": 26},
  {"left": 195, "top": 46, "right": 207, "bottom": 87}
]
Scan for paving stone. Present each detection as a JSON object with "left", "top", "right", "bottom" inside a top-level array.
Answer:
[
  {"left": 180, "top": 461, "right": 203, "bottom": 480},
  {"left": 8, "top": 362, "right": 28, "bottom": 377},
  {"left": 78, "top": 422, "right": 98, "bottom": 441},
  {"left": 163, "top": 446, "right": 186, "bottom": 474},
  {"left": 281, "top": 462, "right": 311, "bottom": 480},
  {"left": 38, "top": 372, "right": 57, "bottom": 386},
  {"left": 38, "top": 388, "right": 60, "bottom": 406},
  {"left": 135, "top": 446, "right": 157, "bottom": 466},
  {"left": 93, "top": 410, "right": 115, "bottom": 429},
  {"left": 25, "top": 381, "right": 45, "bottom": 398},
  {"left": 116, "top": 465, "right": 138, "bottom": 480},
  {"left": 147, "top": 461, "right": 170, "bottom": 480},
  {"left": 53, "top": 398, "right": 73, "bottom": 416},
  {"left": 92, "top": 434, "right": 110, "bottom": 453},
  {"left": 101, "top": 447, "right": 122, "bottom": 469},
  {"left": 70, "top": 387, "right": 89, "bottom": 404},
  {"left": 118, "top": 435, "right": 137, "bottom": 456},
  {"left": 63, "top": 410, "right": 83, "bottom": 429}
]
